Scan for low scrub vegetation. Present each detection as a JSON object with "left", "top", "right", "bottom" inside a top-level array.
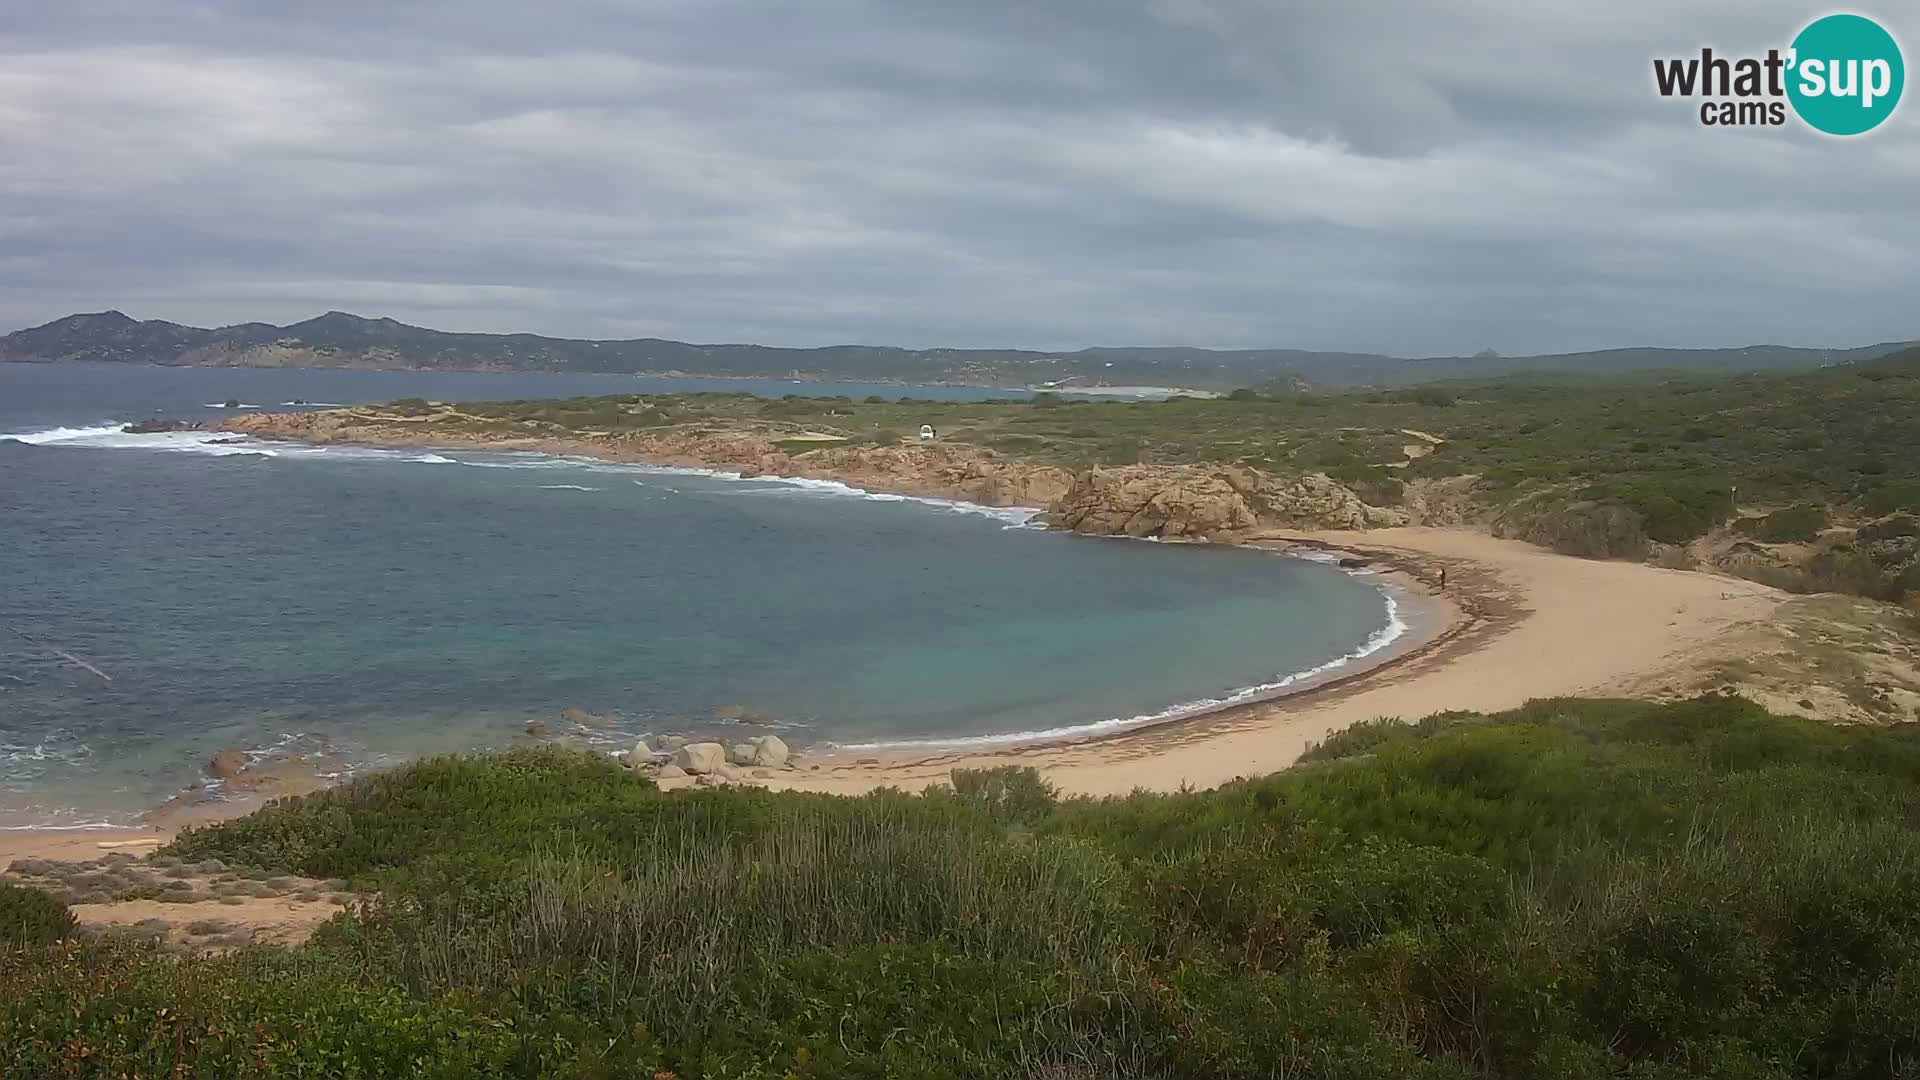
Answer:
[
  {"left": 1, "top": 882, "right": 77, "bottom": 950},
  {"left": 389, "top": 352, "right": 1920, "bottom": 601},
  {"left": 1734, "top": 504, "right": 1830, "bottom": 543},
  {"left": 9, "top": 697, "right": 1920, "bottom": 1076}
]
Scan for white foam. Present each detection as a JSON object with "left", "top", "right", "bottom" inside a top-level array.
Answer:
[
  {"left": 690, "top": 469, "right": 1041, "bottom": 525},
  {"left": 3, "top": 424, "right": 128, "bottom": 444},
  {"left": 539, "top": 484, "right": 598, "bottom": 491},
  {"left": 457, "top": 452, "right": 1043, "bottom": 524},
  {"left": 839, "top": 575, "right": 1408, "bottom": 752},
  {"left": 3, "top": 427, "right": 481, "bottom": 465},
  {"left": 7, "top": 422, "right": 1011, "bottom": 525},
  {"left": 0, "top": 424, "right": 277, "bottom": 456},
  {"left": 1287, "top": 548, "right": 1343, "bottom": 564},
  {"left": 201, "top": 402, "right": 263, "bottom": 409}
]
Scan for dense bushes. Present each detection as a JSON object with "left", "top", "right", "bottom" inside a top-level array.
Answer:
[
  {"left": 14, "top": 698, "right": 1920, "bottom": 1076},
  {"left": 0, "top": 940, "right": 664, "bottom": 1078},
  {"left": 1495, "top": 496, "right": 1649, "bottom": 558},
  {"left": 1, "top": 883, "right": 76, "bottom": 949},
  {"left": 1866, "top": 482, "right": 1920, "bottom": 516},
  {"left": 1735, "top": 503, "right": 1829, "bottom": 543}
]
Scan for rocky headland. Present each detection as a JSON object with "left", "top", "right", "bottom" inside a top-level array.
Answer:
[{"left": 211, "top": 408, "right": 1404, "bottom": 540}]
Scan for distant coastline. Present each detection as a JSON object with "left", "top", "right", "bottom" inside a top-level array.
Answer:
[{"left": 6, "top": 309, "right": 1912, "bottom": 390}]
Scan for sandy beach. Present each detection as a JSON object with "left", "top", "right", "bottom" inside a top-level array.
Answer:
[
  {"left": 756, "top": 526, "right": 1786, "bottom": 797},
  {"left": 0, "top": 470, "right": 1788, "bottom": 869}
]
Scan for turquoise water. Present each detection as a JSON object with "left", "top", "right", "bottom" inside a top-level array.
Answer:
[{"left": 0, "top": 363, "right": 1398, "bottom": 825}]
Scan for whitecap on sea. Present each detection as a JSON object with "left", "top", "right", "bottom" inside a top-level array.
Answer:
[{"left": 0, "top": 425, "right": 278, "bottom": 456}]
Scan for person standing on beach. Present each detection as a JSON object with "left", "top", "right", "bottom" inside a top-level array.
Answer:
[{"left": 1438, "top": 567, "right": 1447, "bottom": 591}]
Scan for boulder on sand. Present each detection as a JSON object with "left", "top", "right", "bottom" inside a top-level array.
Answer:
[
  {"left": 750, "top": 735, "right": 790, "bottom": 769},
  {"left": 728, "top": 742, "right": 757, "bottom": 766},
  {"left": 654, "top": 764, "right": 688, "bottom": 780},
  {"left": 208, "top": 749, "right": 248, "bottom": 779},
  {"left": 674, "top": 742, "right": 727, "bottom": 775},
  {"left": 651, "top": 734, "right": 688, "bottom": 753}
]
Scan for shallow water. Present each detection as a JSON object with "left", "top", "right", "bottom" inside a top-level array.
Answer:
[{"left": 0, "top": 363, "right": 1396, "bottom": 825}]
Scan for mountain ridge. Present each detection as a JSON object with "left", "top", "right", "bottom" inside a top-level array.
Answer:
[{"left": 3, "top": 309, "right": 1911, "bottom": 389}]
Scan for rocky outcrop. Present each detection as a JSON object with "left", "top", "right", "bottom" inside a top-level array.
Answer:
[
  {"left": 220, "top": 410, "right": 1415, "bottom": 540},
  {"left": 1401, "top": 476, "right": 1485, "bottom": 527},
  {"left": 749, "top": 735, "right": 790, "bottom": 769},
  {"left": 724, "top": 735, "right": 792, "bottom": 769},
  {"left": 207, "top": 749, "right": 248, "bottom": 779},
  {"left": 673, "top": 742, "right": 727, "bottom": 775},
  {"left": 124, "top": 418, "right": 206, "bottom": 434},
  {"left": 1044, "top": 466, "right": 1404, "bottom": 540}
]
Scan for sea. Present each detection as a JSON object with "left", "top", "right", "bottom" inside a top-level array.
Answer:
[{"left": 0, "top": 362, "right": 1401, "bottom": 826}]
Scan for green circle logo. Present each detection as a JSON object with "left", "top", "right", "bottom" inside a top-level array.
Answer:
[{"left": 1787, "top": 14, "right": 1905, "bottom": 135}]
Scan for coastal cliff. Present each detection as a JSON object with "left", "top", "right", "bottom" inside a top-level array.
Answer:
[{"left": 213, "top": 408, "right": 1402, "bottom": 538}]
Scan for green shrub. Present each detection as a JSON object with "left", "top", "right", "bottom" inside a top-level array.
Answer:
[
  {"left": 0, "top": 884, "right": 76, "bottom": 949},
  {"left": 0, "top": 939, "right": 664, "bottom": 1079},
  {"left": 21, "top": 699, "right": 1920, "bottom": 1076},
  {"left": 1859, "top": 514, "right": 1920, "bottom": 541},
  {"left": 316, "top": 816, "right": 1135, "bottom": 1050},
  {"left": 1328, "top": 463, "right": 1408, "bottom": 507},
  {"left": 1866, "top": 483, "right": 1920, "bottom": 516},
  {"left": 946, "top": 765, "right": 1059, "bottom": 825},
  {"left": 1101, "top": 437, "right": 1144, "bottom": 465},
  {"left": 1733, "top": 504, "right": 1829, "bottom": 543}
]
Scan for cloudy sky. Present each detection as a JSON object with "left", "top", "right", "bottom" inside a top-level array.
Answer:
[{"left": 1, "top": 2, "right": 1914, "bottom": 355}]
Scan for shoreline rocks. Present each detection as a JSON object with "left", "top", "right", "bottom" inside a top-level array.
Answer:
[
  {"left": 673, "top": 742, "right": 727, "bottom": 775},
  {"left": 123, "top": 418, "right": 206, "bottom": 434}
]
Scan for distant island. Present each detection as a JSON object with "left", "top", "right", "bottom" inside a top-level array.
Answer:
[{"left": 3, "top": 309, "right": 1913, "bottom": 390}]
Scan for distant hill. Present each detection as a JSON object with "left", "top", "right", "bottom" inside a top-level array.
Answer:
[{"left": 2, "top": 310, "right": 1911, "bottom": 390}]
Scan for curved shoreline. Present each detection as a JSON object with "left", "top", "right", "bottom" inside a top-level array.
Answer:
[
  {"left": 3, "top": 419, "right": 1788, "bottom": 827},
  {"left": 201, "top": 421, "right": 1450, "bottom": 761},
  {"left": 752, "top": 528, "right": 1785, "bottom": 796}
]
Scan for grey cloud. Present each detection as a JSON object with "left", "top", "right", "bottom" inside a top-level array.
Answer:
[{"left": 1, "top": 0, "right": 1915, "bottom": 356}]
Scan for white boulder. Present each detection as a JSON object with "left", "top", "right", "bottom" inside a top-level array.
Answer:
[{"left": 674, "top": 742, "right": 727, "bottom": 775}]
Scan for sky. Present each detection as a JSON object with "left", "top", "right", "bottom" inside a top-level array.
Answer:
[{"left": 1, "top": 1, "right": 1915, "bottom": 356}]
